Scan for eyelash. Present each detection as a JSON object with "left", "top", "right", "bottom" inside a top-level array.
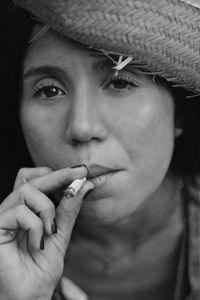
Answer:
[
  {"left": 104, "top": 74, "right": 141, "bottom": 91},
  {"left": 32, "top": 81, "right": 65, "bottom": 98},
  {"left": 32, "top": 73, "right": 140, "bottom": 100}
]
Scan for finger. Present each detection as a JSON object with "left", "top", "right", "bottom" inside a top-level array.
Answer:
[
  {"left": 28, "top": 166, "right": 88, "bottom": 194},
  {"left": 55, "top": 180, "right": 94, "bottom": 257},
  {"left": 0, "top": 205, "right": 44, "bottom": 250},
  {"left": 0, "top": 184, "right": 56, "bottom": 236},
  {"left": 14, "top": 167, "right": 53, "bottom": 190}
]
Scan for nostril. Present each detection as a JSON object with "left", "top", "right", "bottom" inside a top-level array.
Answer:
[
  {"left": 71, "top": 137, "right": 89, "bottom": 146},
  {"left": 71, "top": 136, "right": 101, "bottom": 146}
]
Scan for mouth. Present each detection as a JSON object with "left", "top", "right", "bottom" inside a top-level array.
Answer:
[
  {"left": 86, "top": 164, "right": 117, "bottom": 178},
  {"left": 86, "top": 164, "right": 120, "bottom": 187}
]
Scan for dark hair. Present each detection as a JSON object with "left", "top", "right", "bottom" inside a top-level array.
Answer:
[
  {"left": 0, "top": 2, "right": 35, "bottom": 199},
  {"left": 1, "top": 1, "right": 200, "bottom": 201},
  {"left": 153, "top": 75, "right": 200, "bottom": 180},
  {"left": 170, "top": 86, "right": 200, "bottom": 180}
]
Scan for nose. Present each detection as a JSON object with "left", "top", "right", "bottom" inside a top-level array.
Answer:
[{"left": 65, "top": 91, "right": 107, "bottom": 144}]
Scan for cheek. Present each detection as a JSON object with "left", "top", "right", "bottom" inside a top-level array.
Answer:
[
  {"left": 113, "top": 94, "right": 175, "bottom": 191},
  {"left": 115, "top": 94, "right": 175, "bottom": 162},
  {"left": 19, "top": 104, "right": 64, "bottom": 166}
]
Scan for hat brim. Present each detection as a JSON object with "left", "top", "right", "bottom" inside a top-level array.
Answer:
[{"left": 13, "top": 0, "right": 200, "bottom": 93}]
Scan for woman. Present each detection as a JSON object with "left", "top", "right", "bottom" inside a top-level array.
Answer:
[{"left": 0, "top": 0, "right": 200, "bottom": 299}]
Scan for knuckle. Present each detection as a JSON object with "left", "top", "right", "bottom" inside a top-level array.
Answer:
[
  {"left": 18, "top": 183, "right": 31, "bottom": 197},
  {"left": 47, "top": 200, "right": 55, "bottom": 212},
  {"left": 17, "top": 204, "right": 28, "bottom": 215},
  {"left": 33, "top": 217, "right": 43, "bottom": 231},
  {"left": 63, "top": 204, "right": 81, "bottom": 219},
  {"left": 28, "top": 217, "right": 43, "bottom": 233},
  {"left": 41, "top": 200, "right": 55, "bottom": 216},
  {"left": 17, "top": 205, "right": 43, "bottom": 229},
  {"left": 17, "top": 168, "right": 29, "bottom": 179}
]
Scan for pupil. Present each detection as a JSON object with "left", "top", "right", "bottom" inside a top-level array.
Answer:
[
  {"left": 44, "top": 87, "right": 58, "bottom": 97},
  {"left": 113, "top": 80, "right": 127, "bottom": 89}
]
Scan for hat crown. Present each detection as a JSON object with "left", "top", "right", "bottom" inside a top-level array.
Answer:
[{"left": 13, "top": 0, "right": 200, "bottom": 94}]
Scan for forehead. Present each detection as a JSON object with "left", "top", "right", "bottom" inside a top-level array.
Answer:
[{"left": 24, "top": 26, "right": 114, "bottom": 72}]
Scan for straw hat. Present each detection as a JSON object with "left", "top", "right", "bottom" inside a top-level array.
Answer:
[{"left": 13, "top": 0, "right": 200, "bottom": 94}]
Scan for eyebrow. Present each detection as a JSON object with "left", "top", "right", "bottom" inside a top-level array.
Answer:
[
  {"left": 23, "top": 58, "right": 115, "bottom": 80},
  {"left": 23, "top": 65, "right": 67, "bottom": 80}
]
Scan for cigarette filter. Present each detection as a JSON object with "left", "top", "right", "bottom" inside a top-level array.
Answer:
[{"left": 64, "top": 177, "right": 86, "bottom": 199}]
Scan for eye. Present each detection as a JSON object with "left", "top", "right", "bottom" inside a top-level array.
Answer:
[
  {"left": 32, "top": 81, "right": 65, "bottom": 99},
  {"left": 104, "top": 74, "right": 141, "bottom": 92}
]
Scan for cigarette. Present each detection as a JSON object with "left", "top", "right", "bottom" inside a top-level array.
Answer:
[{"left": 64, "top": 177, "right": 87, "bottom": 199}]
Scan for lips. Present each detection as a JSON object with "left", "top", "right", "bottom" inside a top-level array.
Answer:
[{"left": 86, "top": 164, "right": 118, "bottom": 179}]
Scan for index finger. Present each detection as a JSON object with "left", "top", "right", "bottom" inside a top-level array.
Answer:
[
  {"left": 28, "top": 166, "right": 88, "bottom": 194},
  {"left": 13, "top": 167, "right": 53, "bottom": 190}
]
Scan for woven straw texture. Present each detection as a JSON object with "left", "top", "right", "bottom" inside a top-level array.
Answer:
[{"left": 13, "top": 0, "right": 200, "bottom": 93}]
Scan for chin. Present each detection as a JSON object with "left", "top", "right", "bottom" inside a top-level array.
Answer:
[{"left": 79, "top": 202, "right": 130, "bottom": 225}]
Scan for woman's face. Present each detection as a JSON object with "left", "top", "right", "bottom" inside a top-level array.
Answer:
[{"left": 20, "top": 29, "right": 178, "bottom": 224}]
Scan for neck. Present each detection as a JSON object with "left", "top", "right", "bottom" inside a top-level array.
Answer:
[{"left": 65, "top": 176, "right": 184, "bottom": 299}]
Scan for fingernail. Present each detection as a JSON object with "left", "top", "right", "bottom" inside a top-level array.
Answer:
[
  {"left": 71, "top": 164, "right": 88, "bottom": 171},
  {"left": 40, "top": 235, "right": 45, "bottom": 250},
  {"left": 51, "top": 218, "right": 57, "bottom": 234}
]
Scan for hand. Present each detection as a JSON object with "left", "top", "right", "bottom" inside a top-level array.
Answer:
[{"left": 0, "top": 166, "right": 94, "bottom": 300}]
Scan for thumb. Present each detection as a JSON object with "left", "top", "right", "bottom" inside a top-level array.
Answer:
[{"left": 55, "top": 180, "right": 94, "bottom": 257}]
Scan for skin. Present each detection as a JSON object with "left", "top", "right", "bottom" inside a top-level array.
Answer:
[
  {"left": 21, "top": 29, "right": 180, "bottom": 225},
  {"left": 0, "top": 27, "right": 184, "bottom": 300}
]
